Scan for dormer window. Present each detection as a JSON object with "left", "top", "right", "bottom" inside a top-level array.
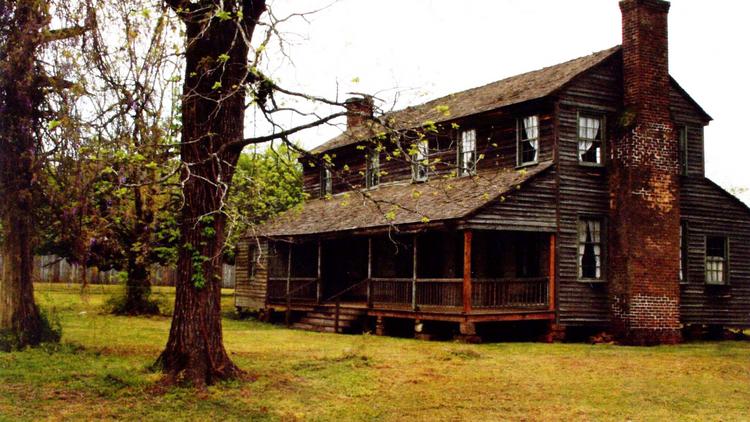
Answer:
[
  {"left": 412, "top": 140, "right": 429, "bottom": 182},
  {"left": 517, "top": 115, "right": 539, "bottom": 166},
  {"left": 366, "top": 149, "right": 380, "bottom": 188},
  {"left": 320, "top": 167, "right": 332, "bottom": 197},
  {"left": 458, "top": 129, "right": 476, "bottom": 176},
  {"left": 578, "top": 114, "right": 604, "bottom": 165}
]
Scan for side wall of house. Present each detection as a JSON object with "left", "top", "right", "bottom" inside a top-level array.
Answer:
[
  {"left": 681, "top": 179, "right": 750, "bottom": 327},
  {"left": 556, "top": 55, "right": 622, "bottom": 326},
  {"left": 234, "top": 238, "right": 268, "bottom": 311}
]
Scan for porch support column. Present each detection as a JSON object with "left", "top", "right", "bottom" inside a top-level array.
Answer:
[
  {"left": 285, "top": 242, "right": 293, "bottom": 327},
  {"left": 549, "top": 233, "right": 556, "bottom": 311},
  {"left": 367, "top": 237, "right": 373, "bottom": 308},
  {"left": 316, "top": 239, "right": 322, "bottom": 304},
  {"left": 463, "top": 230, "right": 473, "bottom": 314},
  {"left": 412, "top": 234, "right": 418, "bottom": 310}
]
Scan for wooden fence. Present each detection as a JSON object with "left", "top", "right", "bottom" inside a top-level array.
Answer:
[{"left": 0, "top": 255, "right": 236, "bottom": 288}]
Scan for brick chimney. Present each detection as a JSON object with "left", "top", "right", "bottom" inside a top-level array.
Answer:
[
  {"left": 609, "top": 0, "right": 682, "bottom": 345},
  {"left": 345, "top": 95, "right": 374, "bottom": 129}
]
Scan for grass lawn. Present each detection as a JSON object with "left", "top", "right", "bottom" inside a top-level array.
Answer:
[{"left": 0, "top": 284, "right": 748, "bottom": 421}]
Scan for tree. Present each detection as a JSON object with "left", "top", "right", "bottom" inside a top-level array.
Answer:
[
  {"left": 158, "top": 0, "right": 349, "bottom": 386},
  {"left": 0, "top": 0, "right": 92, "bottom": 348}
]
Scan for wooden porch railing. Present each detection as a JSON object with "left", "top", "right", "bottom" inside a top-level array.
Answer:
[
  {"left": 472, "top": 277, "right": 549, "bottom": 308},
  {"left": 267, "top": 277, "right": 318, "bottom": 302},
  {"left": 269, "top": 276, "right": 549, "bottom": 316}
]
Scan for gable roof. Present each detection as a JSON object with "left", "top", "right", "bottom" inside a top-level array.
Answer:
[
  {"left": 255, "top": 161, "right": 554, "bottom": 237},
  {"left": 312, "top": 46, "right": 622, "bottom": 154}
]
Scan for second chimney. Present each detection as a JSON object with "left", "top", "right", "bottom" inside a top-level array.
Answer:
[{"left": 345, "top": 95, "right": 374, "bottom": 130}]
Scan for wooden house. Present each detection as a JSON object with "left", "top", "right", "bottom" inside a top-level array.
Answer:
[{"left": 235, "top": 0, "right": 750, "bottom": 344}]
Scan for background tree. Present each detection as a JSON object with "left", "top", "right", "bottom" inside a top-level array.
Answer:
[{"left": 0, "top": 0, "right": 93, "bottom": 348}]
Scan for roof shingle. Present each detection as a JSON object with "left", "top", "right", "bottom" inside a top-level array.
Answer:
[{"left": 311, "top": 46, "right": 621, "bottom": 154}]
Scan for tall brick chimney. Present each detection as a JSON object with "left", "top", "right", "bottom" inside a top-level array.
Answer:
[
  {"left": 345, "top": 95, "right": 374, "bottom": 129},
  {"left": 609, "top": 0, "right": 682, "bottom": 345}
]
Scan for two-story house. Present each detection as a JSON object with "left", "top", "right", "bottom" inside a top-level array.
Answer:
[{"left": 235, "top": 0, "right": 750, "bottom": 344}]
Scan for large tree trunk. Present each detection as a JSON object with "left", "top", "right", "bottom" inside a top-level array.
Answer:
[
  {"left": 158, "top": 0, "right": 266, "bottom": 386},
  {"left": 0, "top": 0, "right": 46, "bottom": 348}
]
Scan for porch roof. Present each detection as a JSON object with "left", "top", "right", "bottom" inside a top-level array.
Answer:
[{"left": 254, "top": 161, "right": 553, "bottom": 237}]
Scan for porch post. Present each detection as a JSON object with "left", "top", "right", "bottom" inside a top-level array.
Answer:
[
  {"left": 285, "top": 243, "right": 293, "bottom": 327},
  {"left": 463, "top": 230, "right": 472, "bottom": 314},
  {"left": 367, "top": 237, "right": 373, "bottom": 308},
  {"left": 549, "top": 233, "right": 556, "bottom": 311},
  {"left": 316, "top": 239, "right": 322, "bottom": 304},
  {"left": 412, "top": 234, "right": 418, "bottom": 310}
]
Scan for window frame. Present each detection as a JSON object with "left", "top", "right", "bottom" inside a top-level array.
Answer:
[
  {"left": 576, "top": 111, "right": 606, "bottom": 167},
  {"left": 576, "top": 215, "right": 606, "bottom": 283},
  {"left": 516, "top": 115, "right": 540, "bottom": 167},
  {"left": 679, "top": 221, "right": 689, "bottom": 284},
  {"left": 704, "top": 235, "right": 730, "bottom": 286},
  {"left": 678, "top": 124, "right": 689, "bottom": 176},
  {"left": 412, "top": 140, "right": 429, "bottom": 183},
  {"left": 319, "top": 167, "right": 333, "bottom": 198},
  {"left": 457, "top": 128, "right": 477, "bottom": 177},
  {"left": 365, "top": 148, "right": 380, "bottom": 188}
]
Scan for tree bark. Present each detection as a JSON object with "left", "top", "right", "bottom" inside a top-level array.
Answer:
[
  {"left": 158, "top": 0, "right": 266, "bottom": 386},
  {"left": 0, "top": 0, "right": 47, "bottom": 348}
]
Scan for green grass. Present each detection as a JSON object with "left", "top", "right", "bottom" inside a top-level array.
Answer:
[{"left": 0, "top": 283, "right": 748, "bottom": 421}]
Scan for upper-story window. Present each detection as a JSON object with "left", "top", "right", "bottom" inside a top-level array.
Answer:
[
  {"left": 517, "top": 115, "right": 539, "bottom": 166},
  {"left": 706, "top": 236, "right": 728, "bottom": 285},
  {"left": 458, "top": 129, "right": 476, "bottom": 176},
  {"left": 578, "top": 217, "right": 604, "bottom": 281},
  {"left": 320, "top": 167, "right": 332, "bottom": 197},
  {"left": 366, "top": 149, "right": 380, "bottom": 188},
  {"left": 412, "top": 140, "right": 429, "bottom": 182},
  {"left": 678, "top": 125, "right": 688, "bottom": 176},
  {"left": 578, "top": 114, "right": 604, "bottom": 165}
]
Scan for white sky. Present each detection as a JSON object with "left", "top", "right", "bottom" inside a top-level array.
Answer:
[{"left": 261, "top": 0, "right": 750, "bottom": 203}]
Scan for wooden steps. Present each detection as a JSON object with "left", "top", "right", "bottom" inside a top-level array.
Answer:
[{"left": 291, "top": 306, "right": 367, "bottom": 333}]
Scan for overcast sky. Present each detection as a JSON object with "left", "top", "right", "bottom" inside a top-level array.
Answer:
[{"left": 260, "top": 0, "right": 749, "bottom": 203}]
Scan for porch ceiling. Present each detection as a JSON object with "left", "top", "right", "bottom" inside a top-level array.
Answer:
[{"left": 253, "top": 161, "right": 553, "bottom": 237}]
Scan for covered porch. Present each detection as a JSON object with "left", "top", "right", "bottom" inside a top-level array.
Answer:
[{"left": 265, "top": 229, "right": 556, "bottom": 324}]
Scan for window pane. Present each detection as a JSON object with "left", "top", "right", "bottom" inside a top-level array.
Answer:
[
  {"left": 706, "top": 236, "right": 727, "bottom": 284},
  {"left": 578, "top": 218, "right": 603, "bottom": 280},
  {"left": 459, "top": 129, "right": 476, "bottom": 176},
  {"left": 519, "top": 116, "right": 539, "bottom": 165},
  {"left": 578, "top": 115, "right": 603, "bottom": 164}
]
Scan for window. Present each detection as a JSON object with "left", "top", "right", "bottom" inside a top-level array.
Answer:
[
  {"left": 578, "top": 217, "right": 603, "bottom": 280},
  {"left": 320, "top": 167, "right": 332, "bottom": 197},
  {"left": 678, "top": 125, "right": 688, "bottom": 176},
  {"left": 517, "top": 115, "right": 539, "bottom": 166},
  {"left": 412, "top": 140, "right": 429, "bottom": 182},
  {"left": 578, "top": 114, "right": 604, "bottom": 165},
  {"left": 458, "top": 129, "right": 476, "bottom": 176},
  {"left": 366, "top": 149, "right": 380, "bottom": 188},
  {"left": 705, "top": 236, "right": 728, "bottom": 285},
  {"left": 679, "top": 222, "right": 688, "bottom": 283}
]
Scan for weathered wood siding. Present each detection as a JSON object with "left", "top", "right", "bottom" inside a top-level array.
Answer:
[
  {"left": 670, "top": 85, "right": 707, "bottom": 177},
  {"left": 234, "top": 238, "right": 268, "bottom": 310},
  {"left": 465, "top": 168, "right": 557, "bottom": 232},
  {"left": 555, "top": 55, "right": 622, "bottom": 326},
  {"left": 681, "top": 178, "right": 750, "bottom": 327},
  {"left": 301, "top": 101, "right": 555, "bottom": 197}
]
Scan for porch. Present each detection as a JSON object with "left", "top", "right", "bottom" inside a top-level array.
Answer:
[{"left": 264, "top": 230, "right": 556, "bottom": 328}]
